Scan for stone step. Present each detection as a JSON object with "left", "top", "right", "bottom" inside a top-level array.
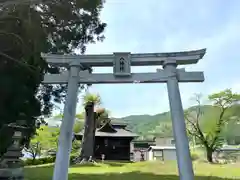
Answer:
[
  {"left": 3, "top": 151, "right": 23, "bottom": 158},
  {"left": 7, "top": 147, "right": 22, "bottom": 151}
]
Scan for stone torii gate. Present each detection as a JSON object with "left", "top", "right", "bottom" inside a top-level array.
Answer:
[{"left": 42, "top": 48, "right": 206, "bottom": 180}]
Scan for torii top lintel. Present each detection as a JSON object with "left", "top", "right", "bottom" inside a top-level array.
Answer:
[{"left": 41, "top": 48, "right": 206, "bottom": 67}]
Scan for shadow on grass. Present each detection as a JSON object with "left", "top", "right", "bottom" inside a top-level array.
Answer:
[
  {"left": 68, "top": 172, "right": 240, "bottom": 180},
  {"left": 70, "top": 161, "right": 128, "bottom": 167},
  {"left": 24, "top": 165, "right": 240, "bottom": 180},
  {"left": 100, "top": 161, "right": 131, "bottom": 167},
  {"left": 25, "top": 161, "right": 127, "bottom": 170},
  {"left": 25, "top": 168, "right": 239, "bottom": 180},
  {"left": 71, "top": 162, "right": 100, "bottom": 167}
]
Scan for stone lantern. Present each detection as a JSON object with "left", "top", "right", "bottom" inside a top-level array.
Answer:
[{"left": 0, "top": 120, "right": 28, "bottom": 180}]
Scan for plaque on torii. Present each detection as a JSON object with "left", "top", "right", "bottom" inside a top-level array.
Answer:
[
  {"left": 113, "top": 52, "right": 131, "bottom": 76},
  {"left": 41, "top": 48, "right": 206, "bottom": 180}
]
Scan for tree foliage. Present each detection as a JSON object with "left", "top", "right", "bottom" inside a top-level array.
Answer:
[
  {"left": 73, "top": 121, "right": 84, "bottom": 133},
  {"left": 95, "top": 107, "right": 110, "bottom": 128},
  {"left": 82, "top": 93, "right": 109, "bottom": 127},
  {"left": 82, "top": 93, "right": 101, "bottom": 107},
  {"left": 25, "top": 124, "right": 82, "bottom": 159},
  {"left": 24, "top": 141, "right": 41, "bottom": 162},
  {"left": 24, "top": 126, "right": 59, "bottom": 159},
  {"left": 0, "top": 0, "right": 106, "bottom": 157},
  {"left": 185, "top": 89, "right": 240, "bottom": 162}
]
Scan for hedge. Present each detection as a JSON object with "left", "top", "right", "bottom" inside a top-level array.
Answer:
[{"left": 23, "top": 155, "right": 78, "bottom": 166}]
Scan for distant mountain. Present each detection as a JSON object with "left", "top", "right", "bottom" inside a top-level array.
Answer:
[
  {"left": 46, "top": 104, "right": 240, "bottom": 138},
  {"left": 117, "top": 105, "right": 240, "bottom": 137},
  {"left": 115, "top": 112, "right": 171, "bottom": 135}
]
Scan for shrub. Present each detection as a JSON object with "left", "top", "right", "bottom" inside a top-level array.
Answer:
[
  {"left": 23, "top": 155, "right": 78, "bottom": 166},
  {"left": 23, "top": 156, "right": 55, "bottom": 166},
  {"left": 191, "top": 152, "right": 200, "bottom": 161}
]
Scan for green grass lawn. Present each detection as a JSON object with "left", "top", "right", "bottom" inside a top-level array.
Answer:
[{"left": 24, "top": 161, "right": 240, "bottom": 180}]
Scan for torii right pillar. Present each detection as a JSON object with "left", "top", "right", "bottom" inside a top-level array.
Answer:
[{"left": 163, "top": 61, "right": 194, "bottom": 180}]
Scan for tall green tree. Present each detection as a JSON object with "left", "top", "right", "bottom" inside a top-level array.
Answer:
[
  {"left": 25, "top": 125, "right": 81, "bottom": 159},
  {"left": 24, "top": 141, "right": 42, "bottom": 162},
  {"left": 24, "top": 126, "right": 57, "bottom": 161},
  {"left": 80, "top": 93, "right": 101, "bottom": 161},
  {"left": 0, "top": 0, "right": 106, "bottom": 157},
  {"left": 185, "top": 89, "right": 240, "bottom": 162},
  {"left": 79, "top": 93, "right": 109, "bottom": 162}
]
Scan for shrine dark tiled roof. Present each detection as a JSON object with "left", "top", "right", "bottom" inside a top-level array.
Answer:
[
  {"left": 75, "top": 120, "right": 138, "bottom": 137},
  {"left": 75, "top": 128, "right": 138, "bottom": 137}
]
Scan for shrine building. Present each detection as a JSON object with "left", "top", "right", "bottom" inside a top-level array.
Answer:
[{"left": 74, "top": 120, "right": 138, "bottom": 161}]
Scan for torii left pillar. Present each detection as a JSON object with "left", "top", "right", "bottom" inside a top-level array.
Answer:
[{"left": 52, "top": 61, "right": 80, "bottom": 180}]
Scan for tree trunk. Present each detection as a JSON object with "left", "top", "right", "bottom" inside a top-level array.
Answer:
[
  {"left": 206, "top": 147, "right": 214, "bottom": 163},
  {"left": 92, "top": 112, "right": 97, "bottom": 156},
  {"left": 32, "top": 154, "right": 36, "bottom": 164},
  {"left": 79, "top": 102, "right": 95, "bottom": 161}
]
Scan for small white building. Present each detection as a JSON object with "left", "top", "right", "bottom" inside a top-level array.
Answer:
[{"left": 147, "top": 146, "right": 177, "bottom": 161}]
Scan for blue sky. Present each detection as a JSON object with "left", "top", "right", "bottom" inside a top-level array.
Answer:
[{"left": 55, "top": 0, "right": 240, "bottom": 118}]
